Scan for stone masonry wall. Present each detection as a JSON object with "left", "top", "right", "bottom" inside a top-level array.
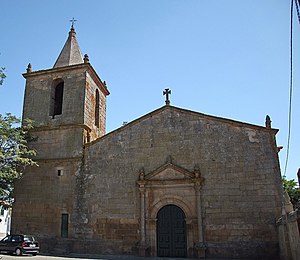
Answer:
[
  {"left": 12, "top": 159, "right": 81, "bottom": 239},
  {"left": 81, "top": 106, "right": 282, "bottom": 258},
  {"left": 28, "top": 127, "right": 84, "bottom": 160},
  {"left": 84, "top": 72, "right": 107, "bottom": 140},
  {"left": 23, "top": 67, "right": 87, "bottom": 127}
]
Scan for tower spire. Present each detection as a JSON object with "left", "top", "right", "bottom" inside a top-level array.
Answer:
[{"left": 53, "top": 19, "right": 83, "bottom": 68}]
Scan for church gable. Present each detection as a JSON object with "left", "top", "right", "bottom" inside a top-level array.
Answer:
[
  {"left": 85, "top": 105, "right": 279, "bottom": 177},
  {"left": 86, "top": 105, "right": 279, "bottom": 177},
  {"left": 89, "top": 104, "right": 277, "bottom": 148}
]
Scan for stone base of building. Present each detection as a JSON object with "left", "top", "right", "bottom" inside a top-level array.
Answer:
[
  {"left": 193, "top": 242, "right": 206, "bottom": 258},
  {"left": 38, "top": 237, "right": 280, "bottom": 259},
  {"left": 137, "top": 242, "right": 147, "bottom": 257},
  {"left": 205, "top": 241, "right": 280, "bottom": 260}
]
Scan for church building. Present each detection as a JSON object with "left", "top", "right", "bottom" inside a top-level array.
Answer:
[{"left": 12, "top": 26, "right": 283, "bottom": 259}]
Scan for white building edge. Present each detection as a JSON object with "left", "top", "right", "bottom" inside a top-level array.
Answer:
[{"left": 0, "top": 205, "right": 11, "bottom": 239}]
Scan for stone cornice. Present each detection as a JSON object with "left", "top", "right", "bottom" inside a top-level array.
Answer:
[
  {"left": 23, "top": 63, "right": 110, "bottom": 96},
  {"left": 28, "top": 123, "right": 91, "bottom": 132}
]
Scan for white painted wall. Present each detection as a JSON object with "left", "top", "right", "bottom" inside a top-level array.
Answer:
[{"left": 0, "top": 206, "right": 11, "bottom": 239}]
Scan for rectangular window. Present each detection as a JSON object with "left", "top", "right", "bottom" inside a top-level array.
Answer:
[
  {"left": 95, "top": 89, "right": 100, "bottom": 128},
  {"left": 56, "top": 167, "right": 64, "bottom": 177},
  {"left": 61, "top": 213, "right": 68, "bottom": 238}
]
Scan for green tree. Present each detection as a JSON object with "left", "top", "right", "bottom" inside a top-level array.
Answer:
[
  {"left": 0, "top": 113, "right": 37, "bottom": 206},
  {"left": 282, "top": 176, "right": 300, "bottom": 209},
  {"left": 0, "top": 67, "right": 6, "bottom": 85}
]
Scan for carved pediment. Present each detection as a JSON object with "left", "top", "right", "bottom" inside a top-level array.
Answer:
[
  {"left": 146, "top": 163, "right": 194, "bottom": 181},
  {"left": 137, "top": 161, "right": 204, "bottom": 187}
]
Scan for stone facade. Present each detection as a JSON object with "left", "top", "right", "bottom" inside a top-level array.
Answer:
[{"left": 11, "top": 27, "right": 283, "bottom": 259}]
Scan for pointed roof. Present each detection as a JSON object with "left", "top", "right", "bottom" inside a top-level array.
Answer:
[{"left": 53, "top": 26, "right": 83, "bottom": 68}]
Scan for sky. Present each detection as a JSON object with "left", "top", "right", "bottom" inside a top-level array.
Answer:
[{"left": 0, "top": 0, "right": 299, "bottom": 181}]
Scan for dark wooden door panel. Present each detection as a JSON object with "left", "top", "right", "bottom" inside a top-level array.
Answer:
[{"left": 157, "top": 205, "right": 187, "bottom": 257}]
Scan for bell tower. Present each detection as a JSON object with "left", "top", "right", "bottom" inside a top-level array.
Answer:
[
  {"left": 22, "top": 25, "right": 110, "bottom": 160},
  {"left": 12, "top": 26, "right": 109, "bottom": 239}
]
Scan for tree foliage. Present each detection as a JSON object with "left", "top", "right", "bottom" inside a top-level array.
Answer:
[
  {"left": 0, "top": 113, "right": 37, "bottom": 206},
  {"left": 282, "top": 176, "right": 300, "bottom": 210},
  {"left": 0, "top": 67, "right": 6, "bottom": 85}
]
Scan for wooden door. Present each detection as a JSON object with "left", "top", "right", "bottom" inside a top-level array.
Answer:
[{"left": 157, "top": 205, "right": 187, "bottom": 257}]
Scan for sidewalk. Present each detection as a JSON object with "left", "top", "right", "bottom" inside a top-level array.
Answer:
[
  {"left": 66, "top": 253, "right": 232, "bottom": 260},
  {"left": 67, "top": 254, "right": 195, "bottom": 260}
]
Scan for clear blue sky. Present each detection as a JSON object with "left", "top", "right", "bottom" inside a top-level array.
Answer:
[{"left": 0, "top": 1, "right": 299, "bottom": 181}]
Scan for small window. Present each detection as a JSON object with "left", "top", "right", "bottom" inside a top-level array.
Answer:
[
  {"left": 61, "top": 213, "right": 69, "bottom": 238},
  {"left": 95, "top": 89, "right": 100, "bottom": 128},
  {"left": 56, "top": 167, "right": 64, "bottom": 177}
]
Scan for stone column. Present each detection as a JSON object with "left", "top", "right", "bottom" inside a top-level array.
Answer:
[
  {"left": 193, "top": 165, "right": 206, "bottom": 258},
  {"left": 147, "top": 218, "right": 157, "bottom": 257},
  {"left": 137, "top": 168, "right": 147, "bottom": 256},
  {"left": 195, "top": 182, "right": 206, "bottom": 258},
  {"left": 138, "top": 185, "right": 146, "bottom": 256}
]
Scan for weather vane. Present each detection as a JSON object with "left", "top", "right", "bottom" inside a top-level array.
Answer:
[{"left": 70, "top": 17, "right": 77, "bottom": 29}]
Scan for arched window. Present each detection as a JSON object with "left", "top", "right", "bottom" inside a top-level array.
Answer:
[
  {"left": 95, "top": 89, "right": 100, "bottom": 127},
  {"left": 54, "top": 82, "right": 64, "bottom": 115},
  {"left": 50, "top": 80, "right": 64, "bottom": 117}
]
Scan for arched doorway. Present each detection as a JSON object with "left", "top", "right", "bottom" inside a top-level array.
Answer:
[{"left": 157, "top": 204, "right": 187, "bottom": 257}]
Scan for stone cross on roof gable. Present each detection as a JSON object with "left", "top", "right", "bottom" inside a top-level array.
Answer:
[{"left": 163, "top": 88, "right": 171, "bottom": 105}]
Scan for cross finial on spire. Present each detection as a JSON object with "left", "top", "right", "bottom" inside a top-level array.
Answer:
[
  {"left": 163, "top": 88, "right": 171, "bottom": 105},
  {"left": 70, "top": 17, "right": 77, "bottom": 29}
]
